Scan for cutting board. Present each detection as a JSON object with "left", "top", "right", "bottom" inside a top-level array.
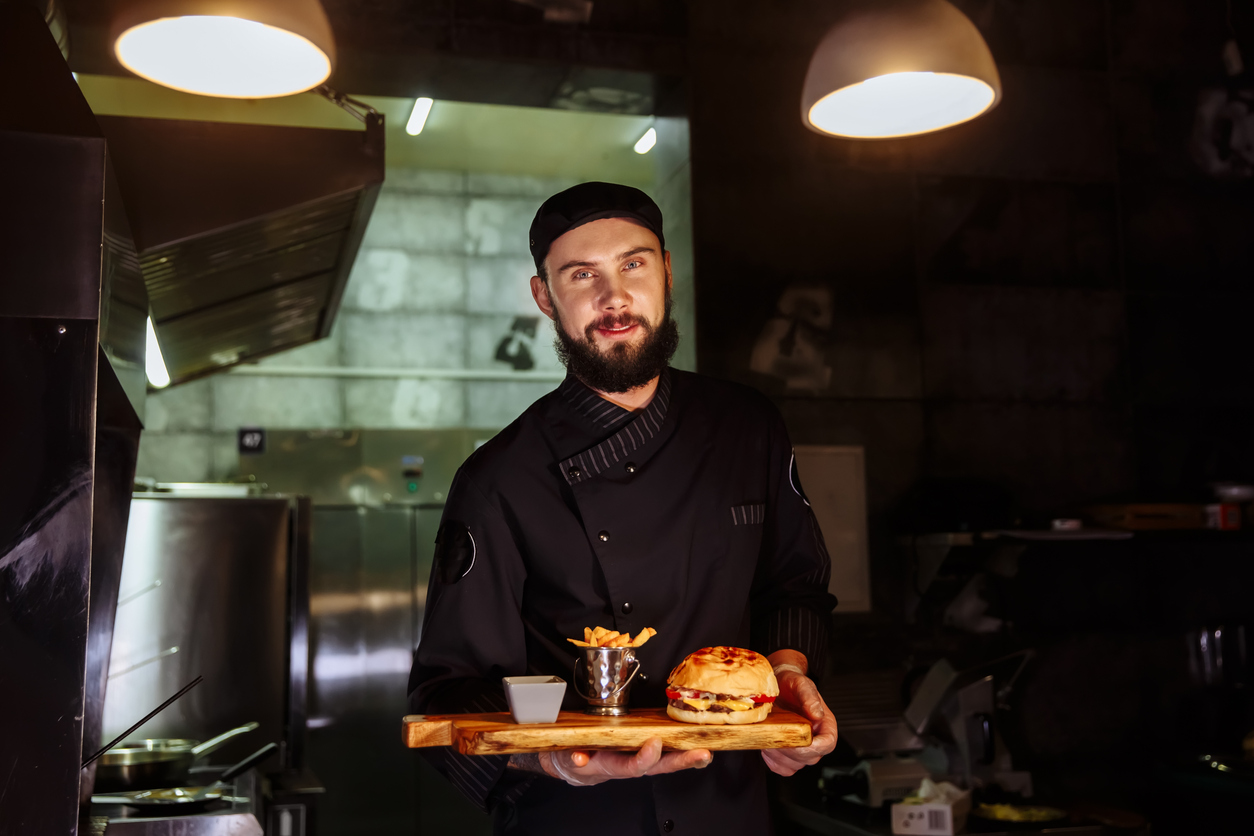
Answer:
[{"left": 402, "top": 708, "right": 812, "bottom": 755}]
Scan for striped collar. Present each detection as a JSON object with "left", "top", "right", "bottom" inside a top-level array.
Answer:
[
  {"left": 556, "top": 375, "right": 634, "bottom": 429},
  {"left": 558, "top": 370, "right": 672, "bottom": 486}
]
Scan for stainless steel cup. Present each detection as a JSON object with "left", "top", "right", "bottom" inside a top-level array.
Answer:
[{"left": 573, "top": 646, "right": 640, "bottom": 716}]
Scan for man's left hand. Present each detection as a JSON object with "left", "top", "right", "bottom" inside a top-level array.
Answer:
[{"left": 761, "top": 669, "right": 838, "bottom": 777}]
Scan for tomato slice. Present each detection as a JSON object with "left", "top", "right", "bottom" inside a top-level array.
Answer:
[{"left": 667, "top": 688, "right": 775, "bottom": 704}]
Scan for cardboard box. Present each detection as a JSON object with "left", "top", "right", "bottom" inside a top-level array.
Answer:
[{"left": 890, "top": 789, "right": 971, "bottom": 835}]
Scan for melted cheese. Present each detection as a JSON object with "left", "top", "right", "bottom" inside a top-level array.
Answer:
[{"left": 682, "top": 697, "right": 757, "bottom": 711}]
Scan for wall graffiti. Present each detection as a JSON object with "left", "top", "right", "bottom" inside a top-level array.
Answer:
[{"left": 748, "top": 285, "right": 833, "bottom": 390}]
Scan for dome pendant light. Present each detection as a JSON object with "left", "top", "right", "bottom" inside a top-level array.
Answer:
[
  {"left": 802, "top": 0, "right": 1001, "bottom": 139},
  {"left": 113, "top": 0, "right": 335, "bottom": 98}
]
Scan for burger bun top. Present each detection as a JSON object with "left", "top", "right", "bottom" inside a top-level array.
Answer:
[{"left": 666, "top": 647, "right": 780, "bottom": 697}]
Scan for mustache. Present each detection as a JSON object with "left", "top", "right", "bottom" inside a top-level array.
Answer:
[{"left": 584, "top": 312, "right": 651, "bottom": 340}]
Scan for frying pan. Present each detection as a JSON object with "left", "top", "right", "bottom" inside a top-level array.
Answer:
[
  {"left": 92, "top": 742, "right": 279, "bottom": 812},
  {"left": 93, "top": 721, "right": 259, "bottom": 793}
]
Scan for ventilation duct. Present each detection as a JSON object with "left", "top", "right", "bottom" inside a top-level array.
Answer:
[{"left": 97, "top": 112, "right": 384, "bottom": 385}]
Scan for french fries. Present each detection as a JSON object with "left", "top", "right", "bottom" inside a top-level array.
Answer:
[{"left": 566, "top": 625, "right": 657, "bottom": 649}]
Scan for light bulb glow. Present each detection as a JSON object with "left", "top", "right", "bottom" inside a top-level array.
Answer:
[
  {"left": 146, "top": 317, "right": 171, "bottom": 388},
  {"left": 115, "top": 16, "right": 331, "bottom": 99},
  {"left": 633, "top": 127, "right": 657, "bottom": 154},
  {"left": 807, "top": 71, "right": 996, "bottom": 139},
  {"left": 406, "top": 97, "right": 434, "bottom": 136}
]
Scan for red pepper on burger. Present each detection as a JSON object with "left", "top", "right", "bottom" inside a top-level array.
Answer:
[{"left": 664, "top": 647, "right": 779, "bottom": 725}]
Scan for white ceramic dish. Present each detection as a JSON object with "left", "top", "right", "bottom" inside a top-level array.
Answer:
[{"left": 503, "top": 676, "right": 567, "bottom": 724}]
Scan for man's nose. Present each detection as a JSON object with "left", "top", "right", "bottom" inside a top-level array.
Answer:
[{"left": 597, "top": 272, "right": 630, "bottom": 311}]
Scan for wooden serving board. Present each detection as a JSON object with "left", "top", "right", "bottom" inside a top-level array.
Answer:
[{"left": 402, "top": 708, "right": 812, "bottom": 755}]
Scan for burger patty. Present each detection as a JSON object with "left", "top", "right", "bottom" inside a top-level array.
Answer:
[
  {"left": 669, "top": 698, "right": 734, "bottom": 713},
  {"left": 669, "top": 689, "right": 760, "bottom": 702}
]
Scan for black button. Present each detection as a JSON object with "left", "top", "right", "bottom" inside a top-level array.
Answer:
[
  {"left": 625, "top": 462, "right": 637, "bottom": 473},
  {"left": 598, "top": 531, "right": 610, "bottom": 542},
  {"left": 662, "top": 821, "right": 674, "bottom": 833},
  {"left": 621, "top": 602, "right": 633, "bottom": 614},
  {"left": 568, "top": 466, "right": 582, "bottom": 479}
]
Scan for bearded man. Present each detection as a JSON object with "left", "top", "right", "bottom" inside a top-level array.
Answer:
[{"left": 408, "top": 182, "right": 838, "bottom": 835}]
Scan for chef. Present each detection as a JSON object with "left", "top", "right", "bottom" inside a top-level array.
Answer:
[{"left": 408, "top": 182, "right": 839, "bottom": 834}]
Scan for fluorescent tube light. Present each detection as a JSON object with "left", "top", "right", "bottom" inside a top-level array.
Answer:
[
  {"left": 146, "top": 317, "right": 171, "bottom": 388},
  {"left": 633, "top": 127, "right": 656, "bottom": 154},
  {"left": 406, "top": 97, "right": 434, "bottom": 136}
]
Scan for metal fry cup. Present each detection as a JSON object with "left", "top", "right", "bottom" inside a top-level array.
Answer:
[{"left": 573, "top": 646, "right": 640, "bottom": 716}]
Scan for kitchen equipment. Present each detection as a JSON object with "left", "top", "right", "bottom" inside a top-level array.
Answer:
[
  {"left": 402, "top": 707, "right": 812, "bottom": 754},
  {"left": 83, "top": 674, "right": 205, "bottom": 771},
  {"left": 96, "top": 110, "right": 383, "bottom": 385},
  {"left": 103, "top": 493, "right": 310, "bottom": 772},
  {"left": 1206, "top": 503, "right": 1242, "bottom": 530},
  {"left": 93, "top": 721, "right": 259, "bottom": 793},
  {"left": 574, "top": 645, "right": 640, "bottom": 716},
  {"left": 503, "top": 676, "right": 567, "bottom": 724},
  {"left": 1, "top": 6, "right": 148, "bottom": 827},
  {"left": 1083, "top": 503, "right": 1205, "bottom": 530},
  {"left": 904, "top": 655, "right": 1034, "bottom": 795},
  {"left": 821, "top": 757, "right": 933, "bottom": 808},
  {"left": 92, "top": 742, "right": 278, "bottom": 810}
]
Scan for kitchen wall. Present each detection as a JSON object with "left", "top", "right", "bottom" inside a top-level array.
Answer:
[
  {"left": 136, "top": 134, "right": 695, "bottom": 483},
  {"left": 685, "top": 0, "right": 1254, "bottom": 608},
  {"left": 683, "top": 0, "right": 1254, "bottom": 811}
]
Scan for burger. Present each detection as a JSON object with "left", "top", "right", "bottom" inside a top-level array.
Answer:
[{"left": 665, "top": 647, "right": 779, "bottom": 724}]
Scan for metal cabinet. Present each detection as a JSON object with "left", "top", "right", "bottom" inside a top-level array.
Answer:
[{"left": 307, "top": 504, "right": 490, "bottom": 836}]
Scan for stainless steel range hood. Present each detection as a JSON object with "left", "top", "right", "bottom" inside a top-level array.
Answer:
[{"left": 98, "top": 113, "right": 384, "bottom": 385}]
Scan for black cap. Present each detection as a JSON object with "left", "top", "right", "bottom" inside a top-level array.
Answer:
[{"left": 529, "top": 182, "right": 665, "bottom": 272}]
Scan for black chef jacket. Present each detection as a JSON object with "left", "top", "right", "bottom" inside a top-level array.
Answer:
[{"left": 408, "top": 368, "right": 837, "bottom": 836}]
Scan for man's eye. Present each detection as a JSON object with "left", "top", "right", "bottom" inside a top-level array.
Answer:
[
  {"left": 574, "top": 270, "right": 593, "bottom": 279},
  {"left": 625, "top": 261, "right": 642, "bottom": 270}
]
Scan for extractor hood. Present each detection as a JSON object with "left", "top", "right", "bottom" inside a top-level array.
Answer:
[{"left": 98, "top": 112, "right": 384, "bottom": 385}]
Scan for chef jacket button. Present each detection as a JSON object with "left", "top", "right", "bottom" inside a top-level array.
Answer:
[
  {"left": 598, "top": 530, "right": 610, "bottom": 542},
  {"left": 568, "top": 466, "right": 582, "bottom": 479},
  {"left": 625, "top": 462, "right": 637, "bottom": 473},
  {"left": 621, "top": 602, "right": 633, "bottom": 614},
  {"left": 662, "top": 820, "right": 674, "bottom": 833}
]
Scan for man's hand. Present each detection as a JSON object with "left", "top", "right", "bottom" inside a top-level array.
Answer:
[
  {"left": 540, "top": 738, "right": 712, "bottom": 786},
  {"left": 762, "top": 656, "right": 838, "bottom": 777}
]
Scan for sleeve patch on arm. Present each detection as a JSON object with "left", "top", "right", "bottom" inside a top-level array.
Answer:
[
  {"left": 434, "top": 520, "right": 476, "bottom": 584},
  {"left": 788, "top": 452, "right": 810, "bottom": 507}
]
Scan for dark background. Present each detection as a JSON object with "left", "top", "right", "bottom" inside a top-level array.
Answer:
[
  {"left": 57, "top": 0, "right": 1254, "bottom": 829},
  {"left": 686, "top": 0, "right": 1254, "bottom": 605}
]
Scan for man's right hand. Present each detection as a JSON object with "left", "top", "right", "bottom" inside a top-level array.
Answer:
[{"left": 541, "top": 738, "right": 712, "bottom": 786}]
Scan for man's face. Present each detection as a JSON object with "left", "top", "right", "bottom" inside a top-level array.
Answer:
[{"left": 530, "top": 217, "right": 679, "bottom": 393}]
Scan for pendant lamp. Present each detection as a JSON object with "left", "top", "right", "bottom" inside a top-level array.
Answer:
[
  {"left": 113, "top": 0, "right": 335, "bottom": 98},
  {"left": 802, "top": 0, "right": 1001, "bottom": 139}
]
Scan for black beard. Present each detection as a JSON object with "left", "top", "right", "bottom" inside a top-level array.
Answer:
[{"left": 553, "top": 297, "right": 680, "bottom": 394}]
